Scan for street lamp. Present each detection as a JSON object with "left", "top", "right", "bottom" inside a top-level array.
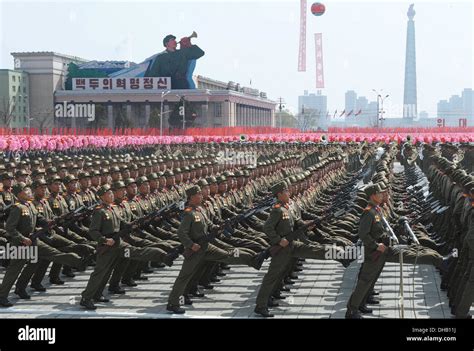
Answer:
[
  {"left": 160, "top": 90, "right": 171, "bottom": 136},
  {"left": 372, "top": 89, "right": 389, "bottom": 128},
  {"left": 278, "top": 98, "right": 285, "bottom": 134}
]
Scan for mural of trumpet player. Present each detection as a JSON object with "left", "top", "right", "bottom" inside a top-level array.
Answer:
[{"left": 145, "top": 32, "right": 205, "bottom": 89}]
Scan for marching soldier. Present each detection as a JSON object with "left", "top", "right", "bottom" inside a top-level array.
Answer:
[
  {"left": 167, "top": 185, "right": 262, "bottom": 314},
  {"left": 254, "top": 181, "right": 348, "bottom": 318}
]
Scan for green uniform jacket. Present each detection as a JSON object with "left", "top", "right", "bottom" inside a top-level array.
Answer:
[
  {"left": 177, "top": 205, "right": 207, "bottom": 249},
  {"left": 358, "top": 203, "right": 386, "bottom": 252},
  {"left": 263, "top": 202, "right": 297, "bottom": 246},
  {"left": 5, "top": 201, "right": 38, "bottom": 245},
  {"left": 88, "top": 203, "right": 121, "bottom": 245}
]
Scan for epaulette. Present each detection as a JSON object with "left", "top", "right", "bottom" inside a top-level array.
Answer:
[
  {"left": 364, "top": 205, "right": 372, "bottom": 211},
  {"left": 185, "top": 207, "right": 193, "bottom": 212},
  {"left": 273, "top": 204, "right": 281, "bottom": 209}
]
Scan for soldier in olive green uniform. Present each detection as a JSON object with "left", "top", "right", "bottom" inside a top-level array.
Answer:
[
  {"left": 167, "top": 185, "right": 261, "bottom": 314},
  {"left": 346, "top": 184, "right": 452, "bottom": 318},
  {"left": 0, "top": 183, "right": 85, "bottom": 307},
  {"left": 254, "top": 182, "right": 345, "bottom": 318},
  {"left": 15, "top": 179, "right": 94, "bottom": 294},
  {"left": 80, "top": 185, "right": 171, "bottom": 310}
]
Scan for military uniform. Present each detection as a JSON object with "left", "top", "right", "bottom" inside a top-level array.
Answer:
[
  {"left": 167, "top": 185, "right": 259, "bottom": 313},
  {"left": 0, "top": 183, "right": 84, "bottom": 306},
  {"left": 80, "top": 185, "right": 170, "bottom": 309},
  {"left": 255, "top": 182, "right": 339, "bottom": 317}
]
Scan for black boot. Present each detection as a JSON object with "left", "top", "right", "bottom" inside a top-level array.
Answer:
[
  {"left": 31, "top": 283, "right": 47, "bottom": 292},
  {"left": 108, "top": 285, "right": 126, "bottom": 295},
  {"left": 0, "top": 297, "right": 13, "bottom": 307},
  {"left": 166, "top": 304, "right": 185, "bottom": 314},
  {"left": 359, "top": 305, "right": 373, "bottom": 314},
  {"left": 254, "top": 306, "right": 274, "bottom": 318},
  {"left": 49, "top": 277, "right": 65, "bottom": 285},
  {"left": 345, "top": 309, "right": 363, "bottom": 319},
  {"left": 80, "top": 298, "right": 96, "bottom": 310},
  {"left": 14, "top": 288, "right": 31, "bottom": 300}
]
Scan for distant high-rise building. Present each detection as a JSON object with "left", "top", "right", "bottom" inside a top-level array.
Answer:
[
  {"left": 0, "top": 69, "right": 30, "bottom": 128},
  {"left": 345, "top": 90, "right": 357, "bottom": 115},
  {"left": 298, "top": 90, "right": 328, "bottom": 130},
  {"left": 437, "top": 88, "right": 474, "bottom": 126},
  {"left": 403, "top": 4, "right": 418, "bottom": 119}
]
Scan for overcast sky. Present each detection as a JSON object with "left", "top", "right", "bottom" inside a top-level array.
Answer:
[{"left": 0, "top": 0, "right": 472, "bottom": 116}]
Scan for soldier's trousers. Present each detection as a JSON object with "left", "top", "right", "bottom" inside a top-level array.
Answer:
[
  {"left": 0, "top": 240, "right": 83, "bottom": 299},
  {"left": 255, "top": 241, "right": 328, "bottom": 308},
  {"left": 348, "top": 245, "right": 443, "bottom": 311},
  {"left": 16, "top": 239, "right": 85, "bottom": 290},
  {"left": 26, "top": 236, "right": 94, "bottom": 288},
  {"left": 81, "top": 242, "right": 167, "bottom": 300},
  {"left": 454, "top": 259, "right": 474, "bottom": 318},
  {"left": 168, "top": 243, "right": 255, "bottom": 306}
]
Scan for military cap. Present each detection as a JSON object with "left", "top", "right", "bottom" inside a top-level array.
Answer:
[
  {"left": 164, "top": 170, "right": 174, "bottom": 177},
  {"left": 78, "top": 171, "right": 91, "bottom": 179},
  {"left": 271, "top": 182, "right": 288, "bottom": 196},
  {"left": 97, "top": 184, "right": 112, "bottom": 197},
  {"left": 48, "top": 175, "right": 62, "bottom": 183},
  {"left": 91, "top": 170, "right": 101, "bottom": 177},
  {"left": 217, "top": 175, "right": 227, "bottom": 184},
  {"left": 206, "top": 176, "right": 217, "bottom": 184},
  {"left": 364, "top": 184, "right": 386, "bottom": 197},
  {"left": 46, "top": 167, "right": 57, "bottom": 175},
  {"left": 63, "top": 175, "right": 78, "bottom": 184},
  {"left": 197, "top": 179, "right": 209, "bottom": 188},
  {"left": 125, "top": 178, "right": 137, "bottom": 186},
  {"left": 31, "top": 168, "right": 45, "bottom": 177},
  {"left": 136, "top": 176, "right": 149, "bottom": 186},
  {"left": 185, "top": 185, "right": 201, "bottom": 198},
  {"left": 147, "top": 173, "right": 159, "bottom": 181},
  {"left": 15, "top": 169, "right": 29, "bottom": 177},
  {"left": 112, "top": 181, "right": 126, "bottom": 191},
  {"left": 110, "top": 166, "right": 121, "bottom": 173},
  {"left": 32, "top": 179, "right": 48, "bottom": 188},
  {"left": 12, "top": 182, "right": 29, "bottom": 196},
  {"left": 1, "top": 172, "right": 14, "bottom": 180}
]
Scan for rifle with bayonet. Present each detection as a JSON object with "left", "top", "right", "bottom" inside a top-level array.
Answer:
[
  {"left": 30, "top": 201, "right": 99, "bottom": 245},
  {"left": 97, "top": 202, "right": 182, "bottom": 254}
]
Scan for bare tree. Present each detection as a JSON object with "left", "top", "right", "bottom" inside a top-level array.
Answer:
[{"left": 0, "top": 97, "right": 16, "bottom": 127}]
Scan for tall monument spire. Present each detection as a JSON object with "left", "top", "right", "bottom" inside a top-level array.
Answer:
[{"left": 403, "top": 4, "right": 417, "bottom": 119}]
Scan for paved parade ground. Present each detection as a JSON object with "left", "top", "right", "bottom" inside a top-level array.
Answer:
[{"left": 0, "top": 257, "right": 463, "bottom": 319}]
